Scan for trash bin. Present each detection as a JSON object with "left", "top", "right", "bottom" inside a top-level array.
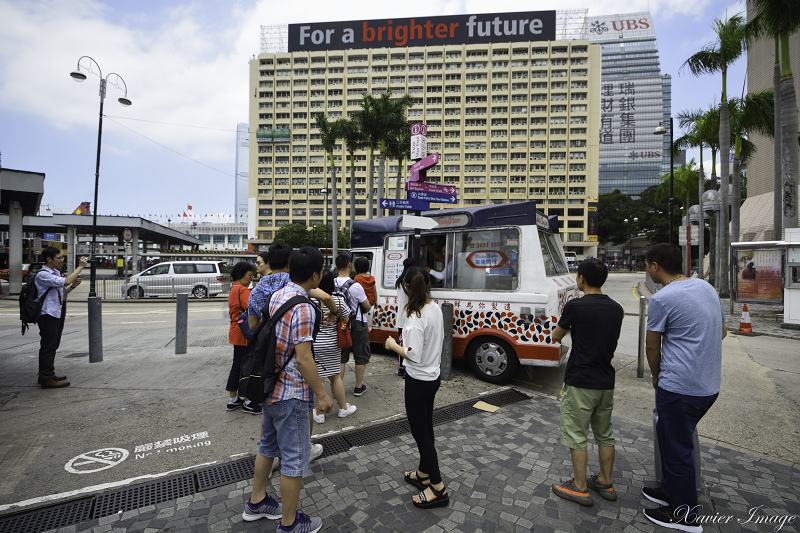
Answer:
[{"left": 653, "top": 408, "right": 702, "bottom": 489}]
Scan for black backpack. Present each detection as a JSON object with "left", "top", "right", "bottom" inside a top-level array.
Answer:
[
  {"left": 335, "top": 278, "right": 362, "bottom": 322},
  {"left": 19, "top": 274, "right": 52, "bottom": 335},
  {"left": 239, "top": 294, "right": 321, "bottom": 404}
]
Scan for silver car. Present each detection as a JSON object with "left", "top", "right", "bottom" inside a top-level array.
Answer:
[{"left": 123, "top": 261, "right": 231, "bottom": 299}]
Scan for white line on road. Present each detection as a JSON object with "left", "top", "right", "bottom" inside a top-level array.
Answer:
[
  {"left": 0, "top": 460, "right": 217, "bottom": 512},
  {"left": 121, "top": 321, "right": 168, "bottom": 324}
]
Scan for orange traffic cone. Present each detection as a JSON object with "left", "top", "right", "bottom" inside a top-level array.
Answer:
[{"left": 737, "top": 304, "right": 754, "bottom": 335}]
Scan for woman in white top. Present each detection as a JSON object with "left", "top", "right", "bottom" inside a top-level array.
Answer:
[
  {"left": 394, "top": 258, "right": 416, "bottom": 378},
  {"left": 385, "top": 266, "right": 448, "bottom": 509}
]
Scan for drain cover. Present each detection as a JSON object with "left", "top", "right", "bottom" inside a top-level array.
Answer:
[
  {"left": 196, "top": 457, "right": 254, "bottom": 491},
  {"left": 93, "top": 473, "right": 195, "bottom": 518},
  {"left": 0, "top": 497, "right": 93, "bottom": 533}
]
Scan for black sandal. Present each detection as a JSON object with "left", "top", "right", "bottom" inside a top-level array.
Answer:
[
  {"left": 404, "top": 470, "right": 429, "bottom": 491},
  {"left": 413, "top": 484, "right": 449, "bottom": 509}
]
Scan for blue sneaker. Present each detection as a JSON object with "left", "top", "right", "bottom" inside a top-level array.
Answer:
[
  {"left": 242, "top": 495, "right": 282, "bottom": 521},
  {"left": 277, "top": 511, "right": 323, "bottom": 533}
]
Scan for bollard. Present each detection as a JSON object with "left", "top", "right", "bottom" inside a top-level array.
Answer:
[
  {"left": 175, "top": 293, "right": 188, "bottom": 354},
  {"left": 637, "top": 295, "right": 646, "bottom": 378},
  {"left": 440, "top": 303, "right": 453, "bottom": 380},
  {"left": 88, "top": 296, "right": 103, "bottom": 363}
]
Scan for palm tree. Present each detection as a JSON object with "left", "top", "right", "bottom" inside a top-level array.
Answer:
[
  {"left": 728, "top": 89, "right": 775, "bottom": 241},
  {"left": 681, "top": 13, "right": 746, "bottom": 297},
  {"left": 356, "top": 88, "right": 414, "bottom": 218},
  {"left": 315, "top": 113, "right": 340, "bottom": 258},
  {"left": 387, "top": 125, "right": 412, "bottom": 215},
  {"left": 676, "top": 111, "right": 710, "bottom": 279},
  {"left": 337, "top": 118, "right": 366, "bottom": 231},
  {"left": 746, "top": 0, "right": 800, "bottom": 233}
]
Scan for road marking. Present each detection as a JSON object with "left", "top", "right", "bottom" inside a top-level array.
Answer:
[
  {"left": 121, "top": 321, "right": 167, "bottom": 324},
  {"left": 65, "top": 448, "right": 129, "bottom": 474},
  {"left": 0, "top": 460, "right": 217, "bottom": 512}
]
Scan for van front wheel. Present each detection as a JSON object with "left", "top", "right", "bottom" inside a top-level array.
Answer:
[
  {"left": 466, "top": 337, "right": 519, "bottom": 384},
  {"left": 192, "top": 286, "right": 208, "bottom": 299}
]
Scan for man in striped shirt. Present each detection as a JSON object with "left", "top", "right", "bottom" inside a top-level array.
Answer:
[{"left": 242, "top": 247, "right": 332, "bottom": 533}]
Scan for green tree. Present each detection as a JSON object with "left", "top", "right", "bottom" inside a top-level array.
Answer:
[
  {"left": 745, "top": 0, "right": 800, "bottom": 232},
  {"left": 274, "top": 224, "right": 310, "bottom": 248},
  {"left": 337, "top": 118, "right": 366, "bottom": 231},
  {"left": 386, "top": 124, "right": 412, "bottom": 215},
  {"left": 682, "top": 13, "right": 746, "bottom": 297},
  {"left": 355, "top": 88, "right": 414, "bottom": 218},
  {"left": 637, "top": 185, "right": 672, "bottom": 244},
  {"left": 597, "top": 190, "right": 640, "bottom": 244},
  {"left": 315, "top": 113, "right": 341, "bottom": 258}
]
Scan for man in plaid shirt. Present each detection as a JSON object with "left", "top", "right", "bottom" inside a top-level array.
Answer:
[{"left": 243, "top": 247, "right": 333, "bottom": 533}]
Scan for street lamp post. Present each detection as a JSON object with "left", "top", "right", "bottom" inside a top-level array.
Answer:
[
  {"left": 654, "top": 118, "right": 674, "bottom": 245},
  {"left": 70, "top": 56, "right": 132, "bottom": 363},
  {"left": 624, "top": 217, "right": 638, "bottom": 271}
]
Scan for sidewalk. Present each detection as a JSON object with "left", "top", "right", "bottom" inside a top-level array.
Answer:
[{"left": 11, "top": 392, "right": 798, "bottom": 533}]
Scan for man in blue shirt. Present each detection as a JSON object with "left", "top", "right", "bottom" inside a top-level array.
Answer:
[
  {"left": 35, "top": 248, "right": 88, "bottom": 389},
  {"left": 643, "top": 243, "right": 727, "bottom": 533}
]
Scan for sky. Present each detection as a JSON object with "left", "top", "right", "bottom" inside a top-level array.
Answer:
[{"left": 0, "top": 0, "right": 747, "bottom": 223}]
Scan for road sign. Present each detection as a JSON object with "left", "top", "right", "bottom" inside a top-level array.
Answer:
[
  {"left": 409, "top": 152, "right": 439, "bottom": 176},
  {"left": 379, "top": 198, "right": 430, "bottom": 211},
  {"left": 407, "top": 190, "right": 458, "bottom": 204},
  {"left": 43, "top": 232, "right": 58, "bottom": 241},
  {"left": 123, "top": 228, "right": 133, "bottom": 242},
  {"left": 33, "top": 237, "right": 42, "bottom": 253},
  {"left": 405, "top": 181, "right": 458, "bottom": 195},
  {"left": 678, "top": 225, "right": 699, "bottom": 245},
  {"left": 410, "top": 123, "right": 428, "bottom": 160}
]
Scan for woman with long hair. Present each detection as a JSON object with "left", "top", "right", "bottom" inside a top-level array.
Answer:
[
  {"left": 385, "top": 266, "right": 448, "bottom": 509},
  {"left": 311, "top": 270, "right": 357, "bottom": 422},
  {"left": 226, "top": 261, "right": 256, "bottom": 413},
  {"left": 394, "top": 257, "right": 416, "bottom": 378}
]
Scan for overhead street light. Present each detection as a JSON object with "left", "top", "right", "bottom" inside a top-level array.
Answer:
[
  {"left": 70, "top": 55, "right": 132, "bottom": 362},
  {"left": 653, "top": 118, "right": 674, "bottom": 245}
]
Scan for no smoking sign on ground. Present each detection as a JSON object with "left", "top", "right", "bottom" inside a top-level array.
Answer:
[{"left": 65, "top": 448, "right": 129, "bottom": 474}]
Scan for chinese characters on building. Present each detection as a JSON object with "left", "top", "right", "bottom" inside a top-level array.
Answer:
[{"left": 600, "top": 81, "right": 636, "bottom": 145}]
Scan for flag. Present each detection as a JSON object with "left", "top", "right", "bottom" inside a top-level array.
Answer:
[
  {"left": 188, "top": 204, "right": 193, "bottom": 210},
  {"left": 183, "top": 212, "right": 187, "bottom": 217}
]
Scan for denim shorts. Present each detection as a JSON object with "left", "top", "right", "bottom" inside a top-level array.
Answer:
[{"left": 259, "top": 399, "right": 311, "bottom": 477}]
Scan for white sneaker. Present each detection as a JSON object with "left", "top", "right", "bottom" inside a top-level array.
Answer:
[
  {"left": 310, "top": 443, "right": 324, "bottom": 461},
  {"left": 313, "top": 411, "right": 325, "bottom": 424},
  {"left": 338, "top": 403, "right": 357, "bottom": 418}
]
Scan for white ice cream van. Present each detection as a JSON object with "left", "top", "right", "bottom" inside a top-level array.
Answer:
[{"left": 349, "top": 201, "right": 578, "bottom": 384}]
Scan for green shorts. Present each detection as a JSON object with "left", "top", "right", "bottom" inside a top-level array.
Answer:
[{"left": 559, "top": 383, "right": 615, "bottom": 450}]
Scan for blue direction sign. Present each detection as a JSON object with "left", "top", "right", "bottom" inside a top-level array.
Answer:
[
  {"left": 407, "top": 190, "right": 458, "bottom": 204},
  {"left": 379, "top": 198, "right": 431, "bottom": 211}
]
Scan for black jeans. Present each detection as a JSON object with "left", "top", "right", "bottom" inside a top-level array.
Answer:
[
  {"left": 405, "top": 375, "right": 442, "bottom": 485},
  {"left": 38, "top": 312, "right": 66, "bottom": 378},
  {"left": 227, "top": 344, "right": 246, "bottom": 393}
]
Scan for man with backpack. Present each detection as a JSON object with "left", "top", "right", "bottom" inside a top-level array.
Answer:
[
  {"left": 242, "top": 247, "right": 332, "bottom": 533},
  {"left": 34, "top": 248, "right": 88, "bottom": 389},
  {"left": 334, "top": 253, "right": 372, "bottom": 397}
]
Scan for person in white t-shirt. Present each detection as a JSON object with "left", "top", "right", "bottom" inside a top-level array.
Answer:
[
  {"left": 385, "top": 266, "right": 449, "bottom": 510},
  {"left": 334, "top": 254, "right": 372, "bottom": 397}
]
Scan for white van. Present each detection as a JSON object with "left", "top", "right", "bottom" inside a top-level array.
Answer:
[
  {"left": 349, "top": 201, "right": 578, "bottom": 384},
  {"left": 123, "top": 261, "right": 231, "bottom": 299}
]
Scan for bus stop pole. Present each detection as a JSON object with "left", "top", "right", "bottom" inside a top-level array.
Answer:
[{"left": 175, "top": 293, "right": 188, "bottom": 354}]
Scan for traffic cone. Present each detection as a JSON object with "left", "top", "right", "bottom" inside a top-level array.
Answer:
[{"left": 737, "top": 304, "right": 754, "bottom": 335}]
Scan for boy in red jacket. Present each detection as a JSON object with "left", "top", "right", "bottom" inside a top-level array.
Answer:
[{"left": 353, "top": 257, "right": 376, "bottom": 307}]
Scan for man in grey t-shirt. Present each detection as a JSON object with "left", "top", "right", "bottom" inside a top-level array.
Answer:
[{"left": 642, "top": 244, "right": 727, "bottom": 533}]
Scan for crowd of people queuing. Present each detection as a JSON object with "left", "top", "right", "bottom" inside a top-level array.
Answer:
[{"left": 220, "top": 241, "right": 725, "bottom": 533}]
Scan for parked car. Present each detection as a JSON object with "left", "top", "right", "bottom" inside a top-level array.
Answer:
[{"left": 122, "top": 261, "right": 231, "bottom": 299}]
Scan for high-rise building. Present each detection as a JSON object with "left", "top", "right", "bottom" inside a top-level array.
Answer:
[
  {"left": 234, "top": 123, "right": 250, "bottom": 230},
  {"left": 586, "top": 12, "right": 672, "bottom": 197},
  {"left": 249, "top": 10, "right": 601, "bottom": 257}
]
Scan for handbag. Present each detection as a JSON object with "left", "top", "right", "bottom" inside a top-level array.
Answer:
[
  {"left": 235, "top": 286, "right": 255, "bottom": 340},
  {"left": 337, "top": 318, "right": 352, "bottom": 349}
]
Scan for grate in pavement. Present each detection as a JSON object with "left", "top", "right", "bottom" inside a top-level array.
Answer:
[
  {"left": 316, "top": 435, "right": 351, "bottom": 458},
  {"left": 93, "top": 473, "right": 195, "bottom": 518},
  {"left": 0, "top": 497, "right": 94, "bottom": 533},
  {"left": 480, "top": 388, "right": 529, "bottom": 406},
  {"left": 196, "top": 457, "right": 255, "bottom": 491},
  {"left": 345, "top": 419, "right": 411, "bottom": 447}
]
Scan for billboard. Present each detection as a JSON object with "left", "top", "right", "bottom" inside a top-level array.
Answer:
[
  {"left": 289, "top": 11, "right": 556, "bottom": 52},
  {"left": 734, "top": 248, "right": 784, "bottom": 303},
  {"left": 256, "top": 128, "right": 290, "bottom": 143}
]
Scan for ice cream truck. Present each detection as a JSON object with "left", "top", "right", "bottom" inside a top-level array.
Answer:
[{"left": 349, "top": 201, "right": 578, "bottom": 384}]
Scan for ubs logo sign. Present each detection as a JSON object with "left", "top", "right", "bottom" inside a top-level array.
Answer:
[
  {"left": 628, "top": 150, "right": 661, "bottom": 160},
  {"left": 590, "top": 18, "right": 651, "bottom": 33},
  {"left": 590, "top": 21, "right": 608, "bottom": 35}
]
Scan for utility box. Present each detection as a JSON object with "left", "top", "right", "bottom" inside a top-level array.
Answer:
[{"left": 784, "top": 228, "right": 800, "bottom": 327}]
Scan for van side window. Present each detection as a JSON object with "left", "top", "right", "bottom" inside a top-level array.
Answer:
[
  {"left": 195, "top": 264, "right": 215, "bottom": 273},
  {"left": 453, "top": 229, "right": 519, "bottom": 290},
  {"left": 539, "top": 230, "right": 569, "bottom": 276},
  {"left": 174, "top": 264, "right": 196, "bottom": 275},
  {"left": 143, "top": 264, "right": 170, "bottom": 276}
]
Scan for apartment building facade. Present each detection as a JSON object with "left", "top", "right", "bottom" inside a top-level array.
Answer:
[{"left": 249, "top": 11, "right": 601, "bottom": 257}]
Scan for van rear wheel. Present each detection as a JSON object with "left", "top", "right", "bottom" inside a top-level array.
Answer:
[
  {"left": 466, "top": 337, "right": 519, "bottom": 384},
  {"left": 192, "top": 286, "right": 208, "bottom": 299}
]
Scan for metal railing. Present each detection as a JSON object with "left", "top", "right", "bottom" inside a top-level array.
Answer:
[{"left": 87, "top": 277, "right": 232, "bottom": 300}]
